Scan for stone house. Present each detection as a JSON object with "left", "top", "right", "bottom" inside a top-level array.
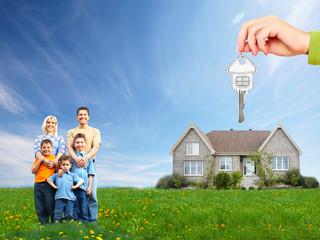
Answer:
[{"left": 169, "top": 122, "right": 302, "bottom": 188}]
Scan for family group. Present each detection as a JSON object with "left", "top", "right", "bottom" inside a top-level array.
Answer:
[{"left": 31, "top": 106, "right": 101, "bottom": 224}]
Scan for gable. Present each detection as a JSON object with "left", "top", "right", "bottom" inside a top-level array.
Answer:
[
  {"left": 169, "top": 122, "right": 215, "bottom": 155},
  {"left": 259, "top": 123, "right": 302, "bottom": 155}
]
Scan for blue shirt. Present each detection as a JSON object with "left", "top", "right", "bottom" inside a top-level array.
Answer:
[
  {"left": 34, "top": 134, "right": 66, "bottom": 156},
  {"left": 71, "top": 152, "right": 95, "bottom": 192},
  {"left": 48, "top": 171, "right": 82, "bottom": 201}
]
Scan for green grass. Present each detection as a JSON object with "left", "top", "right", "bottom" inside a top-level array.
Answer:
[{"left": 1, "top": 187, "right": 320, "bottom": 239}]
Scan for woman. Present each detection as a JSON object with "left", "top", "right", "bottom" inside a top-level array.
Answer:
[{"left": 34, "top": 115, "right": 66, "bottom": 168}]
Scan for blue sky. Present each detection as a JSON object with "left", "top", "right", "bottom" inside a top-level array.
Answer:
[{"left": 1, "top": 0, "right": 320, "bottom": 188}]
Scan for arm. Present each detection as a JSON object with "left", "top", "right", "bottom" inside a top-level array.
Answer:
[
  {"left": 82, "top": 141, "right": 100, "bottom": 165},
  {"left": 86, "top": 175, "right": 93, "bottom": 195},
  {"left": 71, "top": 179, "right": 84, "bottom": 190},
  {"left": 31, "top": 158, "right": 44, "bottom": 174},
  {"left": 237, "top": 15, "right": 310, "bottom": 57},
  {"left": 46, "top": 179, "right": 58, "bottom": 189}
]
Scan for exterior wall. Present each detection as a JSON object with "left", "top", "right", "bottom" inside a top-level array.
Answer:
[
  {"left": 262, "top": 128, "right": 300, "bottom": 174},
  {"left": 172, "top": 129, "right": 212, "bottom": 182},
  {"left": 213, "top": 155, "right": 241, "bottom": 175}
]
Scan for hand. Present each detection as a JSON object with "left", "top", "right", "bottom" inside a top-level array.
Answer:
[
  {"left": 58, "top": 169, "right": 64, "bottom": 177},
  {"left": 54, "top": 186, "right": 58, "bottom": 190},
  {"left": 86, "top": 188, "right": 91, "bottom": 195},
  {"left": 43, "top": 158, "right": 55, "bottom": 169},
  {"left": 71, "top": 186, "right": 77, "bottom": 190},
  {"left": 237, "top": 15, "right": 310, "bottom": 57},
  {"left": 74, "top": 156, "right": 85, "bottom": 168}
]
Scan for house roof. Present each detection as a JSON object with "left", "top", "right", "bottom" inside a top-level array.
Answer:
[
  {"left": 226, "top": 54, "right": 258, "bottom": 74},
  {"left": 206, "top": 130, "right": 270, "bottom": 153},
  {"left": 170, "top": 122, "right": 302, "bottom": 155}
]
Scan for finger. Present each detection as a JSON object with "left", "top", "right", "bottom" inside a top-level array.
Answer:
[
  {"left": 237, "top": 22, "right": 250, "bottom": 52},
  {"left": 256, "top": 28, "right": 271, "bottom": 55}
]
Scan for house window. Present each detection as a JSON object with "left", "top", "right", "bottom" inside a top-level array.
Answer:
[
  {"left": 220, "top": 157, "right": 232, "bottom": 171},
  {"left": 186, "top": 142, "right": 199, "bottom": 156},
  {"left": 271, "top": 157, "right": 289, "bottom": 170},
  {"left": 184, "top": 161, "right": 203, "bottom": 176},
  {"left": 236, "top": 76, "right": 250, "bottom": 87}
]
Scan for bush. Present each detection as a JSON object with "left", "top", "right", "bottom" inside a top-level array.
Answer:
[
  {"left": 303, "top": 177, "right": 319, "bottom": 188},
  {"left": 249, "top": 186, "right": 255, "bottom": 190},
  {"left": 231, "top": 170, "right": 243, "bottom": 189},
  {"left": 285, "top": 169, "right": 303, "bottom": 186},
  {"left": 215, "top": 171, "right": 232, "bottom": 189},
  {"left": 241, "top": 187, "right": 246, "bottom": 190},
  {"left": 156, "top": 174, "right": 190, "bottom": 189}
]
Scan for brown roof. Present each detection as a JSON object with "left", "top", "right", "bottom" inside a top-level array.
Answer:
[{"left": 206, "top": 130, "right": 271, "bottom": 153}]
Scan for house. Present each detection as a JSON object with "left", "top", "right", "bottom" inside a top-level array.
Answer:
[
  {"left": 227, "top": 53, "right": 257, "bottom": 91},
  {"left": 169, "top": 122, "right": 302, "bottom": 188}
]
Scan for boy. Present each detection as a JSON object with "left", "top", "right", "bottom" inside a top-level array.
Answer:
[
  {"left": 71, "top": 133, "right": 95, "bottom": 222},
  {"left": 47, "top": 155, "right": 84, "bottom": 223},
  {"left": 31, "top": 139, "right": 57, "bottom": 224}
]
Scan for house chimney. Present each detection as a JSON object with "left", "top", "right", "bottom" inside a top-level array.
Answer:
[
  {"left": 230, "top": 129, "right": 233, "bottom": 131},
  {"left": 249, "top": 129, "right": 252, "bottom": 131}
]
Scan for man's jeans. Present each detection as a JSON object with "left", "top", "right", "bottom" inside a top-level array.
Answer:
[
  {"left": 34, "top": 182, "right": 55, "bottom": 224},
  {"left": 88, "top": 163, "right": 98, "bottom": 222},
  {"left": 54, "top": 199, "right": 74, "bottom": 223},
  {"left": 73, "top": 188, "right": 88, "bottom": 222}
]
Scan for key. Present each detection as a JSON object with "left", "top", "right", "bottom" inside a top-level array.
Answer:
[
  {"left": 238, "top": 90, "right": 247, "bottom": 123},
  {"left": 227, "top": 53, "right": 258, "bottom": 123}
]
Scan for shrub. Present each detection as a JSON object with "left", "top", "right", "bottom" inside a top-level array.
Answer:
[
  {"left": 303, "top": 177, "right": 319, "bottom": 188},
  {"left": 249, "top": 186, "right": 255, "bottom": 190},
  {"left": 156, "top": 174, "right": 190, "bottom": 189},
  {"left": 285, "top": 169, "right": 302, "bottom": 186},
  {"left": 215, "top": 171, "right": 232, "bottom": 189},
  {"left": 241, "top": 187, "right": 246, "bottom": 190},
  {"left": 231, "top": 170, "right": 243, "bottom": 189}
]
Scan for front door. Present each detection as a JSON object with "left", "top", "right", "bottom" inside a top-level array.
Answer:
[{"left": 243, "top": 158, "right": 255, "bottom": 176}]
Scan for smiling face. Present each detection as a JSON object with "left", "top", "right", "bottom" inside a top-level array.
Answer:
[
  {"left": 74, "top": 137, "right": 87, "bottom": 153},
  {"left": 60, "top": 160, "right": 72, "bottom": 172},
  {"left": 77, "top": 110, "right": 89, "bottom": 127},
  {"left": 46, "top": 118, "right": 56, "bottom": 135},
  {"left": 41, "top": 143, "right": 53, "bottom": 156}
]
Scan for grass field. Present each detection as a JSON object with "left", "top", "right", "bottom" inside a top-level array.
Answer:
[{"left": 1, "top": 187, "right": 320, "bottom": 240}]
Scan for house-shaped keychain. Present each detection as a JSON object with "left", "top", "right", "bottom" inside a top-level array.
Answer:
[{"left": 226, "top": 53, "right": 258, "bottom": 123}]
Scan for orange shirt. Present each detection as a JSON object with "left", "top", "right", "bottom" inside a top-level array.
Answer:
[{"left": 32, "top": 155, "right": 56, "bottom": 183}]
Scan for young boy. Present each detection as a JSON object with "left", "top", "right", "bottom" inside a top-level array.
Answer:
[
  {"left": 31, "top": 139, "right": 57, "bottom": 224},
  {"left": 47, "top": 155, "right": 84, "bottom": 223},
  {"left": 71, "top": 133, "right": 95, "bottom": 222}
]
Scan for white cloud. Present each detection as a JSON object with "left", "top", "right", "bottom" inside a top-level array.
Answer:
[
  {"left": 0, "top": 82, "right": 35, "bottom": 115},
  {"left": 232, "top": 12, "right": 245, "bottom": 25},
  {"left": 0, "top": 131, "right": 35, "bottom": 187}
]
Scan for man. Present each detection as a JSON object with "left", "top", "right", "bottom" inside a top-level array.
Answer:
[{"left": 67, "top": 106, "right": 101, "bottom": 223}]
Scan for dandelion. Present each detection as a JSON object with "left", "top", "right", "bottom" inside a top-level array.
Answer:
[
  {"left": 164, "top": 203, "right": 167, "bottom": 206},
  {"left": 144, "top": 221, "right": 148, "bottom": 224},
  {"left": 217, "top": 203, "right": 221, "bottom": 206},
  {"left": 59, "top": 232, "right": 64, "bottom": 235},
  {"left": 139, "top": 227, "right": 144, "bottom": 231},
  {"left": 221, "top": 224, "right": 225, "bottom": 228},
  {"left": 282, "top": 229, "right": 285, "bottom": 232},
  {"left": 116, "top": 238, "right": 121, "bottom": 240},
  {"left": 90, "top": 230, "right": 95, "bottom": 235},
  {"left": 188, "top": 229, "right": 192, "bottom": 232},
  {"left": 84, "top": 237, "right": 89, "bottom": 239}
]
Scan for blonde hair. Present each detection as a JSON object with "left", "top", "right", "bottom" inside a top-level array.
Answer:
[{"left": 41, "top": 115, "right": 58, "bottom": 135}]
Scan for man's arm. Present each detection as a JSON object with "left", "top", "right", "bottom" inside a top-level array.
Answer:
[{"left": 82, "top": 141, "right": 100, "bottom": 164}]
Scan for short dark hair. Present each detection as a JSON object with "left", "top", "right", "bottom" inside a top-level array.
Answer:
[
  {"left": 77, "top": 106, "right": 89, "bottom": 116},
  {"left": 41, "top": 139, "right": 52, "bottom": 147},
  {"left": 74, "top": 133, "right": 86, "bottom": 143},
  {"left": 59, "top": 155, "right": 71, "bottom": 164}
]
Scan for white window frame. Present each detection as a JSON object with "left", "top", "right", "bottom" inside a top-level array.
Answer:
[
  {"left": 271, "top": 157, "right": 289, "bottom": 170},
  {"left": 219, "top": 157, "right": 232, "bottom": 171},
  {"left": 184, "top": 161, "right": 203, "bottom": 176},
  {"left": 186, "top": 142, "right": 199, "bottom": 156}
]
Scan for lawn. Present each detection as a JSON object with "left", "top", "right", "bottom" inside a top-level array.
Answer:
[{"left": 1, "top": 187, "right": 320, "bottom": 239}]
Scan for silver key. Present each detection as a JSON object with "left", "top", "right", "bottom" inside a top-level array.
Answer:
[
  {"left": 238, "top": 90, "right": 247, "bottom": 123},
  {"left": 227, "top": 53, "right": 258, "bottom": 123}
]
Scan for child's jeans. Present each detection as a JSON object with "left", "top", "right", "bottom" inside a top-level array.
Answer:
[
  {"left": 73, "top": 188, "right": 88, "bottom": 222},
  {"left": 34, "top": 182, "right": 55, "bottom": 224},
  {"left": 54, "top": 199, "right": 74, "bottom": 223}
]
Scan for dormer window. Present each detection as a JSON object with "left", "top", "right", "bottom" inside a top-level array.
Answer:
[{"left": 186, "top": 142, "right": 199, "bottom": 156}]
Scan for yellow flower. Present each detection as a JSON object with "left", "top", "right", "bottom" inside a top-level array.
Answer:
[
  {"left": 59, "top": 232, "right": 64, "bottom": 235},
  {"left": 116, "top": 238, "right": 121, "bottom": 240},
  {"left": 221, "top": 224, "right": 225, "bottom": 228},
  {"left": 139, "top": 227, "right": 144, "bottom": 231},
  {"left": 84, "top": 237, "right": 89, "bottom": 239},
  {"left": 282, "top": 229, "right": 285, "bottom": 232},
  {"left": 188, "top": 229, "right": 192, "bottom": 232},
  {"left": 217, "top": 203, "right": 221, "bottom": 205},
  {"left": 90, "top": 230, "right": 95, "bottom": 235},
  {"left": 144, "top": 221, "right": 149, "bottom": 224}
]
